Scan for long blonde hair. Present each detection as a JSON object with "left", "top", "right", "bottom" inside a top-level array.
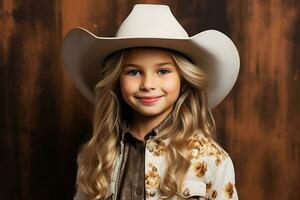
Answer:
[{"left": 76, "top": 47, "right": 224, "bottom": 199}]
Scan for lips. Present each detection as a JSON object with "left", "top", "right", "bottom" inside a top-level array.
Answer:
[
  {"left": 136, "top": 95, "right": 162, "bottom": 104},
  {"left": 137, "top": 96, "right": 162, "bottom": 99}
]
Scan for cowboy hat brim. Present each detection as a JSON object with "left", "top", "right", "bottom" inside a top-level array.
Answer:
[{"left": 61, "top": 27, "right": 240, "bottom": 109}]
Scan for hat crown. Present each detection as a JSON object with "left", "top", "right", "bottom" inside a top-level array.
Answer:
[{"left": 116, "top": 4, "right": 189, "bottom": 38}]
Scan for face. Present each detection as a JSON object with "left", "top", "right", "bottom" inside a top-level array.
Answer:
[{"left": 119, "top": 48, "right": 181, "bottom": 118}]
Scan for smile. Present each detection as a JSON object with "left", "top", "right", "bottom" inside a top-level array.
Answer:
[{"left": 136, "top": 96, "right": 162, "bottom": 105}]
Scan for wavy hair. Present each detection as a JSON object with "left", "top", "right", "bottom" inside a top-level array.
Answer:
[{"left": 76, "top": 47, "right": 225, "bottom": 200}]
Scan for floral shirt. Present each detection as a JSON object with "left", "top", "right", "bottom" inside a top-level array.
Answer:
[
  {"left": 73, "top": 115, "right": 238, "bottom": 200},
  {"left": 118, "top": 115, "right": 238, "bottom": 200},
  {"left": 143, "top": 133, "right": 238, "bottom": 200}
]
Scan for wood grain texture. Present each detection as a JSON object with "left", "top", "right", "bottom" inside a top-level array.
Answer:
[
  {"left": 222, "top": 0, "right": 300, "bottom": 199},
  {"left": 1, "top": 0, "right": 299, "bottom": 199}
]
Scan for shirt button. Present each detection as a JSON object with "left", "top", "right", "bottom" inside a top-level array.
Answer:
[
  {"left": 148, "top": 146, "right": 154, "bottom": 152},
  {"left": 183, "top": 188, "right": 190, "bottom": 196},
  {"left": 149, "top": 190, "right": 156, "bottom": 197},
  {"left": 136, "top": 187, "right": 143, "bottom": 195}
]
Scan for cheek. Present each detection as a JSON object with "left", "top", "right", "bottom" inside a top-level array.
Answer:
[
  {"left": 119, "top": 76, "right": 138, "bottom": 95},
  {"left": 161, "top": 76, "right": 181, "bottom": 96}
]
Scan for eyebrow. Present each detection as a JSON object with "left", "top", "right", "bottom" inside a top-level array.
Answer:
[{"left": 123, "top": 62, "right": 174, "bottom": 68}]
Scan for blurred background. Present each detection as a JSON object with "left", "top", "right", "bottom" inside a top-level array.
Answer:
[{"left": 1, "top": 0, "right": 299, "bottom": 199}]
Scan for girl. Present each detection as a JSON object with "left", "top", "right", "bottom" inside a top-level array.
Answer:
[{"left": 62, "top": 4, "right": 240, "bottom": 200}]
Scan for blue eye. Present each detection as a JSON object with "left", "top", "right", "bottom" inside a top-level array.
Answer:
[
  {"left": 126, "top": 70, "right": 141, "bottom": 76},
  {"left": 158, "top": 69, "right": 171, "bottom": 75}
]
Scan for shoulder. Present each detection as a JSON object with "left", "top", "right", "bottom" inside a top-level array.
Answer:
[
  {"left": 187, "top": 133, "right": 229, "bottom": 164},
  {"left": 184, "top": 133, "right": 238, "bottom": 199},
  {"left": 186, "top": 133, "right": 235, "bottom": 182}
]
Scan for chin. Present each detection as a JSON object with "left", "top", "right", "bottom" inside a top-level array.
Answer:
[
  {"left": 138, "top": 110, "right": 162, "bottom": 117},
  {"left": 136, "top": 108, "right": 165, "bottom": 117}
]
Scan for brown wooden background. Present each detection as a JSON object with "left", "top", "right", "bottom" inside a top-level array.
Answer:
[{"left": 1, "top": 0, "right": 299, "bottom": 199}]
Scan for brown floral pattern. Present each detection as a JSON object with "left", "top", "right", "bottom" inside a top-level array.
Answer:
[
  {"left": 211, "top": 190, "right": 218, "bottom": 199},
  {"left": 224, "top": 182, "right": 234, "bottom": 199},
  {"left": 188, "top": 134, "right": 228, "bottom": 164},
  {"left": 142, "top": 134, "right": 238, "bottom": 199},
  {"left": 215, "top": 158, "right": 222, "bottom": 166},
  {"left": 145, "top": 162, "right": 160, "bottom": 189},
  {"left": 147, "top": 139, "right": 166, "bottom": 156},
  {"left": 192, "top": 160, "right": 208, "bottom": 177},
  {"left": 206, "top": 182, "right": 212, "bottom": 192}
]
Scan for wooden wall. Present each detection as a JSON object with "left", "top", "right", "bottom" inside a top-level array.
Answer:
[{"left": 1, "top": 0, "right": 299, "bottom": 199}]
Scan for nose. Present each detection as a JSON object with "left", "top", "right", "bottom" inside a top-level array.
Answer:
[{"left": 140, "top": 74, "right": 156, "bottom": 90}]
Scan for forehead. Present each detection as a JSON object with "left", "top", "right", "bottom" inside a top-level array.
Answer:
[{"left": 124, "top": 47, "right": 174, "bottom": 64}]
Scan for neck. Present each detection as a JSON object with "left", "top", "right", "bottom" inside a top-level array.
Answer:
[{"left": 130, "top": 107, "right": 173, "bottom": 141}]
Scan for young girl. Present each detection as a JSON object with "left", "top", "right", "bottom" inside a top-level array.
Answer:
[{"left": 62, "top": 4, "right": 240, "bottom": 200}]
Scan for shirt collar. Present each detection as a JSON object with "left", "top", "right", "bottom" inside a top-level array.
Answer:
[{"left": 120, "top": 112, "right": 173, "bottom": 143}]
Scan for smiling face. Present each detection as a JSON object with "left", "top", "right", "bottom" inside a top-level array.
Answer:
[{"left": 119, "top": 47, "right": 181, "bottom": 118}]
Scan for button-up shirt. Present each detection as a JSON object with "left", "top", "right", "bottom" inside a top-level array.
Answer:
[
  {"left": 118, "top": 114, "right": 172, "bottom": 200},
  {"left": 119, "top": 129, "right": 156, "bottom": 200},
  {"left": 73, "top": 112, "right": 239, "bottom": 200}
]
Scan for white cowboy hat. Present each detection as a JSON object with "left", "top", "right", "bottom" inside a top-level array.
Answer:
[{"left": 61, "top": 4, "right": 240, "bottom": 109}]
